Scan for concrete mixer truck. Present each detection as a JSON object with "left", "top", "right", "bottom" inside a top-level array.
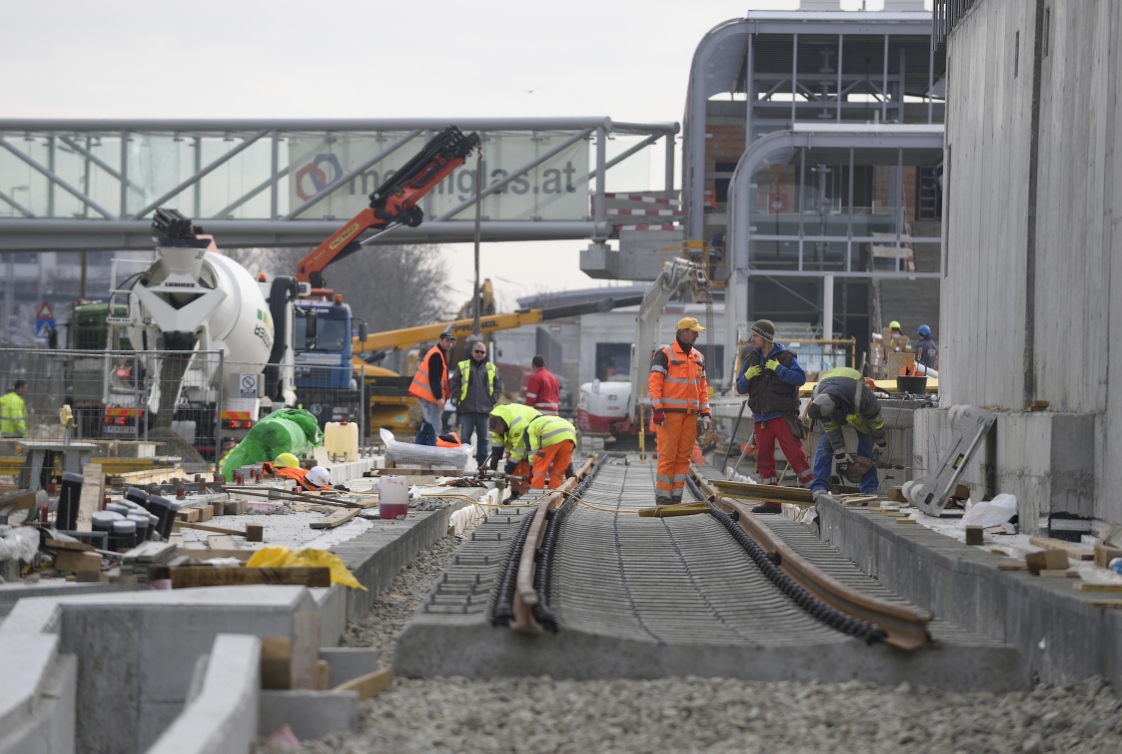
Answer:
[{"left": 103, "top": 209, "right": 302, "bottom": 457}]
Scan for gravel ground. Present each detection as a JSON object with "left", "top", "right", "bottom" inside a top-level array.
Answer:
[{"left": 260, "top": 520, "right": 1122, "bottom": 754}]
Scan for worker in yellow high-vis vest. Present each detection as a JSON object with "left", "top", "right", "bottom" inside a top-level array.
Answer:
[{"left": 0, "top": 380, "right": 29, "bottom": 438}]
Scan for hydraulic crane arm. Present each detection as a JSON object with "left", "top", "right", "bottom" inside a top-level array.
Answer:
[
  {"left": 352, "top": 295, "right": 645, "bottom": 355},
  {"left": 296, "top": 126, "right": 481, "bottom": 287}
]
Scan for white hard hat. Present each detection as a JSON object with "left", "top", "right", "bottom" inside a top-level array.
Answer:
[{"left": 306, "top": 466, "right": 331, "bottom": 487}]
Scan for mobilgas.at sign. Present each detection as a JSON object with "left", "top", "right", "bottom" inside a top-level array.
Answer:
[{"left": 288, "top": 132, "right": 590, "bottom": 222}]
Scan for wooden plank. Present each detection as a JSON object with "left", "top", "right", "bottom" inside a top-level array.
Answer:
[
  {"left": 245, "top": 523, "right": 264, "bottom": 542},
  {"left": 261, "top": 637, "right": 291, "bottom": 689},
  {"left": 310, "top": 507, "right": 360, "bottom": 530},
  {"left": 952, "top": 483, "right": 971, "bottom": 500},
  {"left": 172, "top": 520, "right": 245, "bottom": 536},
  {"left": 46, "top": 537, "right": 92, "bottom": 553},
  {"left": 886, "top": 486, "right": 906, "bottom": 503},
  {"left": 711, "top": 479, "right": 814, "bottom": 504},
  {"left": 1026, "top": 549, "right": 1069, "bottom": 575},
  {"left": 55, "top": 550, "right": 101, "bottom": 573},
  {"left": 174, "top": 547, "right": 252, "bottom": 562},
  {"left": 1086, "top": 600, "right": 1122, "bottom": 609},
  {"left": 75, "top": 463, "right": 104, "bottom": 532},
  {"left": 965, "top": 525, "right": 984, "bottom": 546},
  {"left": 196, "top": 505, "right": 214, "bottom": 522},
  {"left": 1029, "top": 537, "right": 1094, "bottom": 562},
  {"left": 1094, "top": 543, "right": 1122, "bottom": 569},
  {"left": 207, "top": 534, "right": 239, "bottom": 552},
  {"left": 176, "top": 508, "right": 200, "bottom": 523},
  {"left": 333, "top": 667, "right": 394, "bottom": 700},
  {"left": 168, "top": 567, "right": 330, "bottom": 589},
  {"left": 997, "top": 558, "right": 1028, "bottom": 571},
  {"left": 1039, "top": 569, "right": 1079, "bottom": 578},
  {"left": 1075, "top": 583, "right": 1122, "bottom": 592},
  {"left": 290, "top": 612, "right": 320, "bottom": 691}
]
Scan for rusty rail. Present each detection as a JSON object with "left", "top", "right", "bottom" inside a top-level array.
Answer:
[
  {"left": 690, "top": 467, "right": 933, "bottom": 651},
  {"left": 509, "top": 455, "right": 598, "bottom": 633}
]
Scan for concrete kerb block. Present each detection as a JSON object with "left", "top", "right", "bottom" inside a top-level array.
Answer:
[
  {"left": 258, "top": 690, "right": 358, "bottom": 741},
  {"left": 319, "top": 647, "right": 379, "bottom": 687},
  {"left": 0, "top": 634, "right": 65, "bottom": 737},
  {"left": 144, "top": 634, "right": 260, "bottom": 754},
  {"left": 0, "top": 652, "right": 77, "bottom": 754},
  {"left": 309, "top": 585, "right": 345, "bottom": 647}
]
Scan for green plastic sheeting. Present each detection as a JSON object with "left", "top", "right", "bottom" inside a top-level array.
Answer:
[{"left": 220, "top": 409, "right": 324, "bottom": 472}]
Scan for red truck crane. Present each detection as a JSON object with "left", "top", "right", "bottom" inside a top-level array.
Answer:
[{"left": 296, "top": 126, "right": 482, "bottom": 288}]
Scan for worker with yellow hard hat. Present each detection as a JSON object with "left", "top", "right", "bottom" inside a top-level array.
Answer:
[{"left": 648, "top": 317, "right": 711, "bottom": 506}]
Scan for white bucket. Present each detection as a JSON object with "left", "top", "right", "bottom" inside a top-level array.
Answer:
[{"left": 378, "top": 475, "right": 409, "bottom": 520}]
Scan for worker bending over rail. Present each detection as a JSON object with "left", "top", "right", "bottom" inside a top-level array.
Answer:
[
  {"left": 806, "top": 367, "right": 887, "bottom": 496},
  {"left": 524, "top": 414, "right": 577, "bottom": 490},
  {"left": 648, "top": 317, "right": 711, "bottom": 506},
  {"left": 735, "top": 319, "right": 813, "bottom": 512},
  {"left": 488, "top": 403, "right": 542, "bottom": 498}
]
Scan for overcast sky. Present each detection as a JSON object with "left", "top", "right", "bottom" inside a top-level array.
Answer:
[{"left": 3, "top": 0, "right": 917, "bottom": 310}]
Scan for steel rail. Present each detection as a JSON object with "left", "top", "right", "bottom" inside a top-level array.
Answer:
[
  {"left": 690, "top": 466, "right": 933, "bottom": 651},
  {"left": 509, "top": 455, "right": 598, "bottom": 634}
]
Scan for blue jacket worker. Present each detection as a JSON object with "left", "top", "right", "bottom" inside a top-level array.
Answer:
[{"left": 915, "top": 325, "right": 937, "bottom": 370}]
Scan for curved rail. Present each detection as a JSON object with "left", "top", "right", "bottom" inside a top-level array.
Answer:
[
  {"left": 505, "top": 455, "right": 598, "bottom": 634},
  {"left": 689, "top": 466, "right": 933, "bottom": 651}
]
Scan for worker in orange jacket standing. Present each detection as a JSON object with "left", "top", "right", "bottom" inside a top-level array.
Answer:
[
  {"left": 648, "top": 317, "right": 711, "bottom": 506},
  {"left": 408, "top": 329, "right": 455, "bottom": 446}
]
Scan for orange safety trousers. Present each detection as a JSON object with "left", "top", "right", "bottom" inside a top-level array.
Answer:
[
  {"left": 656, "top": 412, "right": 698, "bottom": 502},
  {"left": 531, "top": 440, "right": 575, "bottom": 490}
]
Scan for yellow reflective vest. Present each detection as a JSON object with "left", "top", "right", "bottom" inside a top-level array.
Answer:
[
  {"left": 0, "top": 391, "right": 27, "bottom": 437},
  {"left": 526, "top": 414, "right": 577, "bottom": 455},
  {"left": 489, "top": 403, "right": 541, "bottom": 463}
]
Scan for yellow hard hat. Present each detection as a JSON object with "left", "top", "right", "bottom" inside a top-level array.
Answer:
[
  {"left": 675, "top": 317, "right": 706, "bottom": 332},
  {"left": 889, "top": 320, "right": 902, "bottom": 331},
  {"left": 275, "top": 452, "right": 300, "bottom": 468}
]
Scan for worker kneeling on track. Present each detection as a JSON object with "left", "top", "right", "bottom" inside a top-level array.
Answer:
[
  {"left": 262, "top": 454, "right": 333, "bottom": 491},
  {"left": 649, "top": 317, "right": 711, "bottom": 506},
  {"left": 488, "top": 403, "right": 542, "bottom": 499},
  {"left": 806, "top": 367, "right": 887, "bottom": 497}
]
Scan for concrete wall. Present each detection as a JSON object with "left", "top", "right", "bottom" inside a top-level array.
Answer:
[{"left": 941, "top": 0, "right": 1122, "bottom": 525}]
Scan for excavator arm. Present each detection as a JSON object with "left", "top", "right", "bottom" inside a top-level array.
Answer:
[{"left": 296, "top": 126, "right": 481, "bottom": 287}]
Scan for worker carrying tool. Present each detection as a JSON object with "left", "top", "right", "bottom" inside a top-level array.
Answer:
[
  {"left": 524, "top": 355, "right": 561, "bottom": 415},
  {"left": 648, "top": 317, "right": 711, "bottom": 506},
  {"left": 0, "top": 380, "right": 28, "bottom": 438},
  {"left": 409, "top": 329, "right": 455, "bottom": 446},
  {"left": 806, "top": 367, "right": 888, "bottom": 496},
  {"left": 450, "top": 339, "right": 504, "bottom": 470},
  {"left": 262, "top": 454, "right": 332, "bottom": 491},
  {"left": 735, "top": 319, "right": 814, "bottom": 512},
  {"left": 524, "top": 414, "right": 577, "bottom": 490},
  {"left": 487, "top": 403, "right": 543, "bottom": 498},
  {"left": 915, "top": 324, "right": 937, "bottom": 369}
]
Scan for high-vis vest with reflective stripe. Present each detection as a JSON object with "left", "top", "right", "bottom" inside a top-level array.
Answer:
[
  {"left": 648, "top": 341, "right": 710, "bottom": 415},
  {"left": 489, "top": 403, "right": 541, "bottom": 463},
  {"left": 457, "top": 360, "right": 496, "bottom": 403},
  {"left": 0, "top": 391, "right": 27, "bottom": 436},
  {"left": 525, "top": 369, "right": 560, "bottom": 413},
  {"left": 526, "top": 414, "right": 577, "bottom": 455},
  {"left": 409, "top": 345, "right": 449, "bottom": 405},
  {"left": 815, "top": 366, "right": 885, "bottom": 439}
]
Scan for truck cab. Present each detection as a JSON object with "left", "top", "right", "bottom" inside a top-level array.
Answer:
[{"left": 293, "top": 290, "right": 363, "bottom": 429}]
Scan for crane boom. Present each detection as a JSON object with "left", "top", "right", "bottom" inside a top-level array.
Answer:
[
  {"left": 352, "top": 296, "right": 644, "bottom": 355},
  {"left": 296, "top": 126, "right": 481, "bottom": 287}
]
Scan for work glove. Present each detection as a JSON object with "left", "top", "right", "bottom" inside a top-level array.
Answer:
[
  {"left": 873, "top": 437, "right": 887, "bottom": 458},
  {"left": 651, "top": 410, "right": 666, "bottom": 426},
  {"left": 744, "top": 365, "right": 763, "bottom": 381},
  {"left": 697, "top": 415, "right": 712, "bottom": 433},
  {"left": 833, "top": 450, "right": 851, "bottom": 476},
  {"left": 489, "top": 455, "right": 500, "bottom": 472},
  {"left": 504, "top": 460, "right": 518, "bottom": 476},
  {"left": 765, "top": 359, "right": 780, "bottom": 372}
]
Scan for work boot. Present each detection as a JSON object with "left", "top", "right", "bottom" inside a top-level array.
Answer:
[
  {"left": 751, "top": 501, "right": 782, "bottom": 514},
  {"left": 655, "top": 497, "right": 674, "bottom": 507}
]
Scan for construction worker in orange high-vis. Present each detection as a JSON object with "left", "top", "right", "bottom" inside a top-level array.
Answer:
[
  {"left": 648, "top": 317, "right": 711, "bottom": 506},
  {"left": 525, "top": 414, "right": 577, "bottom": 490},
  {"left": 409, "top": 329, "right": 455, "bottom": 446}
]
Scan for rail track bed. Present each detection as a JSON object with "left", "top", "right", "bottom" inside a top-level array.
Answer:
[{"left": 396, "top": 455, "right": 1025, "bottom": 691}]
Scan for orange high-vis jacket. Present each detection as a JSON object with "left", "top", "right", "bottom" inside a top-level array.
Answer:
[
  {"left": 271, "top": 465, "right": 326, "bottom": 491},
  {"left": 648, "top": 340, "right": 710, "bottom": 415},
  {"left": 409, "top": 345, "right": 449, "bottom": 406}
]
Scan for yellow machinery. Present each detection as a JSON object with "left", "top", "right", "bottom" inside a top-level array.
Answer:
[{"left": 352, "top": 287, "right": 644, "bottom": 432}]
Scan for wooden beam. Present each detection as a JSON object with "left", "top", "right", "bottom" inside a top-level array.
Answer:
[
  {"left": 172, "top": 520, "right": 246, "bottom": 537},
  {"left": 1029, "top": 537, "right": 1094, "bottom": 562},
  {"left": 334, "top": 667, "right": 394, "bottom": 700},
  {"left": 310, "top": 508, "right": 359, "bottom": 529}
]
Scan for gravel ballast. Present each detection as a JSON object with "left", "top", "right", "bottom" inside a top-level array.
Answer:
[{"left": 262, "top": 522, "right": 1122, "bottom": 754}]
